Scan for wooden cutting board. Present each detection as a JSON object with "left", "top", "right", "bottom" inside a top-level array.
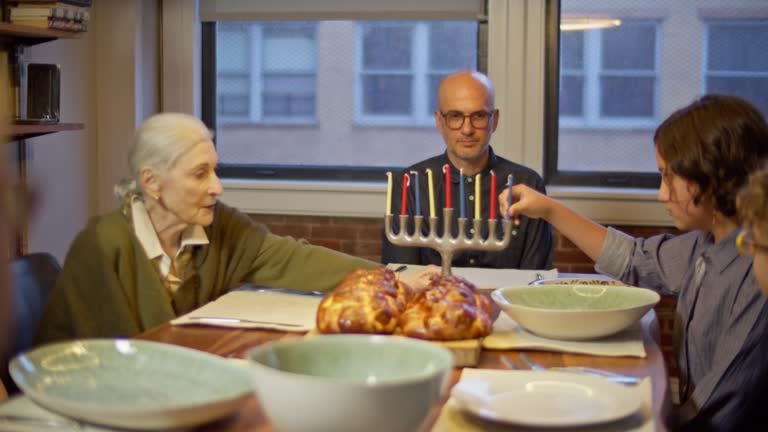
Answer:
[{"left": 305, "top": 329, "right": 482, "bottom": 367}]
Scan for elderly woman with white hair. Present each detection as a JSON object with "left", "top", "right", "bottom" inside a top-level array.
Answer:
[{"left": 35, "top": 113, "right": 381, "bottom": 344}]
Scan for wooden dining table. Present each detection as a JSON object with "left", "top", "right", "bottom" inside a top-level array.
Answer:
[{"left": 137, "top": 307, "right": 674, "bottom": 431}]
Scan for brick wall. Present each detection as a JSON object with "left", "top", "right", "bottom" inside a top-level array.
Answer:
[{"left": 250, "top": 213, "right": 680, "bottom": 375}]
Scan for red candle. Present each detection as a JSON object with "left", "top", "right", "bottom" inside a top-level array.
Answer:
[
  {"left": 490, "top": 170, "right": 497, "bottom": 220},
  {"left": 401, "top": 173, "right": 409, "bottom": 215},
  {"left": 443, "top": 164, "right": 451, "bottom": 209}
]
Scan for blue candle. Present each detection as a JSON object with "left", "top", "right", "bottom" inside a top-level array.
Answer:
[
  {"left": 459, "top": 168, "right": 465, "bottom": 219},
  {"left": 410, "top": 171, "right": 421, "bottom": 216},
  {"left": 505, "top": 174, "right": 514, "bottom": 220}
]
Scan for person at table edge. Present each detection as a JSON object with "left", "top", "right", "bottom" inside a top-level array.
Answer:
[
  {"left": 35, "top": 113, "right": 388, "bottom": 345},
  {"left": 381, "top": 70, "right": 553, "bottom": 269},
  {"left": 501, "top": 94, "right": 768, "bottom": 431}
]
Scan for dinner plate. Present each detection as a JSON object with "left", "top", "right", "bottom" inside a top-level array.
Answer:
[
  {"left": 451, "top": 370, "right": 643, "bottom": 427},
  {"left": 9, "top": 339, "right": 253, "bottom": 430}
]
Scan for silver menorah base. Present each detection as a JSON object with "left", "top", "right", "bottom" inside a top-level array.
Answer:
[{"left": 385, "top": 208, "right": 515, "bottom": 277}]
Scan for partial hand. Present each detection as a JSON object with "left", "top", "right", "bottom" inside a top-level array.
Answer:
[{"left": 498, "top": 184, "right": 554, "bottom": 224}]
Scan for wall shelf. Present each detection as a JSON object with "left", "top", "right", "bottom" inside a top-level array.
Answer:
[
  {"left": 0, "top": 22, "right": 79, "bottom": 47},
  {"left": 10, "top": 122, "right": 84, "bottom": 141}
]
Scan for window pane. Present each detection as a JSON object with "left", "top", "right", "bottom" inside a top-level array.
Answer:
[
  {"left": 708, "top": 23, "right": 768, "bottom": 71},
  {"left": 560, "top": 31, "right": 583, "bottom": 69},
  {"left": 362, "top": 23, "right": 412, "bottom": 69},
  {"left": 600, "top": 76, "right": 655, "bottom": 117},
  {"left": 559, "top": 75, "right": 583, "bottom": 116},
  {"left": 217, "top": 25, "right": 249, "bottom": 73},
  {"left": 602, "top": 23, "right": 656, "bottom": 70},
  {"left": 213, "top": 19, "right": 476, "bottom": 168},
  {"left": 707, "top": 76, "right": 768, "bottom": 117},
  {"left": 263, "top": 74, "right": 316, "bottom": 117},
  {"left": 429, "top": 21, "right": 477, "bottom": 69},
  {"left": 362, "top": 74, "right": 411, "bottom": 114}
]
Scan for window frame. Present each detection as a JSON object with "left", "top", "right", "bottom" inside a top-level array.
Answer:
[
  {"left": 543, "top": 2, "right": 662, "bottom": 189},
  {"left": 176, "top": 0, "right": 671, "bottom": 225}
]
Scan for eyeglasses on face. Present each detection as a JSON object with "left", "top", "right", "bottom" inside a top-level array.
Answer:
[
  {"left": 736, "top": 229, "right": 768, "bottom": 256},
  {"left": 439, "top": 110, "right": 494, "bottom": 130}
]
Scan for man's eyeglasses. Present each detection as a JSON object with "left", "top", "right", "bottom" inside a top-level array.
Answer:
[
  {"left": 736, "top": 229, "right": 768, "bottom": 256},
  {"left": 439, "top": 110, "right": 494, "bottom": 130}
]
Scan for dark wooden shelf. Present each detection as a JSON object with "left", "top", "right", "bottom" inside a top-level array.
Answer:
[
  {"left": 0, "top": 22, "right": 80, "bottom": 47},
  {"left": 9, "top": 122, "right": 84, "bottom": 140}
]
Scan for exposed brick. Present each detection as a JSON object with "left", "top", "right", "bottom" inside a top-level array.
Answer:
[
  {"left": 266, "top": 224, "right": 311, "bottom": 239},
  {"left": 310, "top": 225, "right": 358, "bottom": 240},
  {"left": 310, "top": 239, "right": 342, "bottom": 251},
  {"left": 250, "top": 215, "right": 288, "bottom": 225}
]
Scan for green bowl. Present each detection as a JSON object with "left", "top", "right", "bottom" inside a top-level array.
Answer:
[
  {"left": 246, "top": 334, "right": 453, "bottom": 432},
  {"left": 492, "top": 284, "right": 660, "bottom": 340}
]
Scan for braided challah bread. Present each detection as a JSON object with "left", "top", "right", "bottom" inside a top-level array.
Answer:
[{"left": 316, "top": 268, "right": 492, "bottom": 340}]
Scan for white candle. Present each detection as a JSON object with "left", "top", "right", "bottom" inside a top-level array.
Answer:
[{"left": 426, "top": 168, "right": 436, "bottom": 218}]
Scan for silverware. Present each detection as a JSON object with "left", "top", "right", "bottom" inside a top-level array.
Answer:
[
  {"left": 186, "top": 316, "right": 305, "bottom": 328},
  {"left": 500, "top": 354, "right": 518, "bottom": 370},
  {"left": 0, "top": 414, "right": 82, "bottom": 430},
  {"left": 393, "top": 265, "right": 408, "bottom": 273},
  {"left": 518, "top": 352, "right": 641, "bottom": 385},
  {"left": 238, "top": 285, "right": 325, "bottom": 297},
  {"left": 528, "top": 272, "right": 545, "bottom": 285}
]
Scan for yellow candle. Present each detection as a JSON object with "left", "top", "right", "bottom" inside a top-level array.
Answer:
[
  {"left": 475, "top": 173, "right": 481, "bottom": 219},
  {"left": 426, "top": 168, "right": 436, "bottom": 218},
  {"left": 385, "top": 172, "right": 393, "bottom": 215}
]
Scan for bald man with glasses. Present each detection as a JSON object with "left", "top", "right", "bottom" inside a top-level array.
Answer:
[{"left": 382, "top": 70, "right": 553, "bottom": 270}]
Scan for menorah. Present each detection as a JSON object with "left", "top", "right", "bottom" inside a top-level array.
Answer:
[{"left": 385, "top": 209, "right": 515, "bottom": 277}]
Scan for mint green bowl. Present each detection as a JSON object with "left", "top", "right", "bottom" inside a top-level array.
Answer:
[
  {"left": 246, "top": 334, "right": 453, "bottom": 432},
  {"left": 492, "top": 284, "right": 660, "bottom": 340},
  {"left": 9, "top": 339, "right": 252, "bottom": 430}
]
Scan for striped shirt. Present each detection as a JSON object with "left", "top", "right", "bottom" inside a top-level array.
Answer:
[{"left": 596, "top": 227, "right": 768, "bottom": 430}]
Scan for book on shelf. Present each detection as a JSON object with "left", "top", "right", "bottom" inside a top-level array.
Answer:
[
  {"left": 12, "top": 0, "right": 92, "bottom": 7},
  {"left": 10, "top": 16, "right": 87, "bottom": 31},
  {"left": 10, "top": 6, "right": 90, "bottom": 21}
]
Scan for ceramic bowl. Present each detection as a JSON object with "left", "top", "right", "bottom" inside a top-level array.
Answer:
[
  {"left": 245, "top": 334, "right": 453, "bottom": 432},
  {"left": 9, "top": 339, "right": 253, "bottom": 430},
  {"left": 491, "top": 284, "right": 660, "bottom": 340},
  {"left": 532, "top": 277, "right": 627, "bottom": 286}
]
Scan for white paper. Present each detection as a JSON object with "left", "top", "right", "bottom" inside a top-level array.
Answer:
[
  {"left": 386, "top": 263, "right": 558, "bottom": 290},
  {"left": 433, "top": 368, "right": 653, "bottom": 432},
  {"left": 482, "top": 313, "right": 646, "bottom": 358},
  {"left": 171, "top": 290, "right": 321, "bottom": 332}
]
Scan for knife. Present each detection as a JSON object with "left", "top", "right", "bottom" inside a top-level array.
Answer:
[{"left": 185, "top": 316, "right": 305, "bottom": 328}]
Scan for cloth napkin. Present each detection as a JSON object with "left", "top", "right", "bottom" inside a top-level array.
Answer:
[
  {"left": 433, "top": 368, "right": 653, "bottom": 432},
  {"left": 482, "top": 313, "right": 646, "bottom": 358},
  {"left": 171, "top": 290, "right": 321, "bottom": 332},
  {"left": 386, "top": 264, "right": 559, "bottom": 290}
]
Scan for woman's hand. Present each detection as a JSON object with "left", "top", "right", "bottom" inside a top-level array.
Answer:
[{"left": 498, "top": 184, "right": 555, "bottom": 225}]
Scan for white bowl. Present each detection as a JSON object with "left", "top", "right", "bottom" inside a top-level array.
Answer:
[
  {"left": 491, "top": 284, "right": 660, "bottom": 340},
  {"left": 245, "top": 334, "right": 453, "bottom": 432}
]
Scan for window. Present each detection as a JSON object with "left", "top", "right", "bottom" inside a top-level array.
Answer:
[
  {"left": 547, "top": 1, "right": 768, "bottom": 189},
  {"left": 216, "top": 22, "right": 318, "bottom": 124},
  {"left": 559, "top": 20, "right": 659, "bottom": 129},
  {"left": 207, "top": 19, "right": 479, "bottom": 176},
  {"left": 356, "top": 21, "right": 477, "bottom": 126},
  {"left": 705, "top": 21, "right": 768, "bottom": 117}
]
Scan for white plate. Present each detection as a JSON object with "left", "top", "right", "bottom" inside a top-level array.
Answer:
[
  {"left": 451, "top": 370, "right": 642, "bottom": 427},
  {"left": 10, "top": 339, "right": 253, "bottom": 430}
]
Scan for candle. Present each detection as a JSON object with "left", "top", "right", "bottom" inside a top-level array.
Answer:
[
  {"left": 459, "top": 168, "right": 465, "bottom": 219},
  {"left": 490, "top": 170, "right": 497, "bottom": 220},
  {"left": 426, "top": 168, "right": 435, "bottom": 218},
  {"left": 385, "top": 172, "right": 393, "bottom": 215},
  {"left": 410, "top": 171, "right": 421, "bottom": 216},
  {"left": 401, "top": 173, "right": 409, "bottom": 216},
  {"left": 505, "top": 174, "right": 514, "bottom": 220},
  {"left": 443, "top": 164, "right": 451, "bottom": 209},
  {"left": 474, "top": 173, "right": 481, "bottom": 219}
]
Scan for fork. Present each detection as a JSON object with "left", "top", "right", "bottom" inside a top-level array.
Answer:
[
  {"left": 186, "top": 316, "right": 305, "bottom": 327},
  {"left": 518, "top": 352, "right": 641, "bottom": 385}
]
